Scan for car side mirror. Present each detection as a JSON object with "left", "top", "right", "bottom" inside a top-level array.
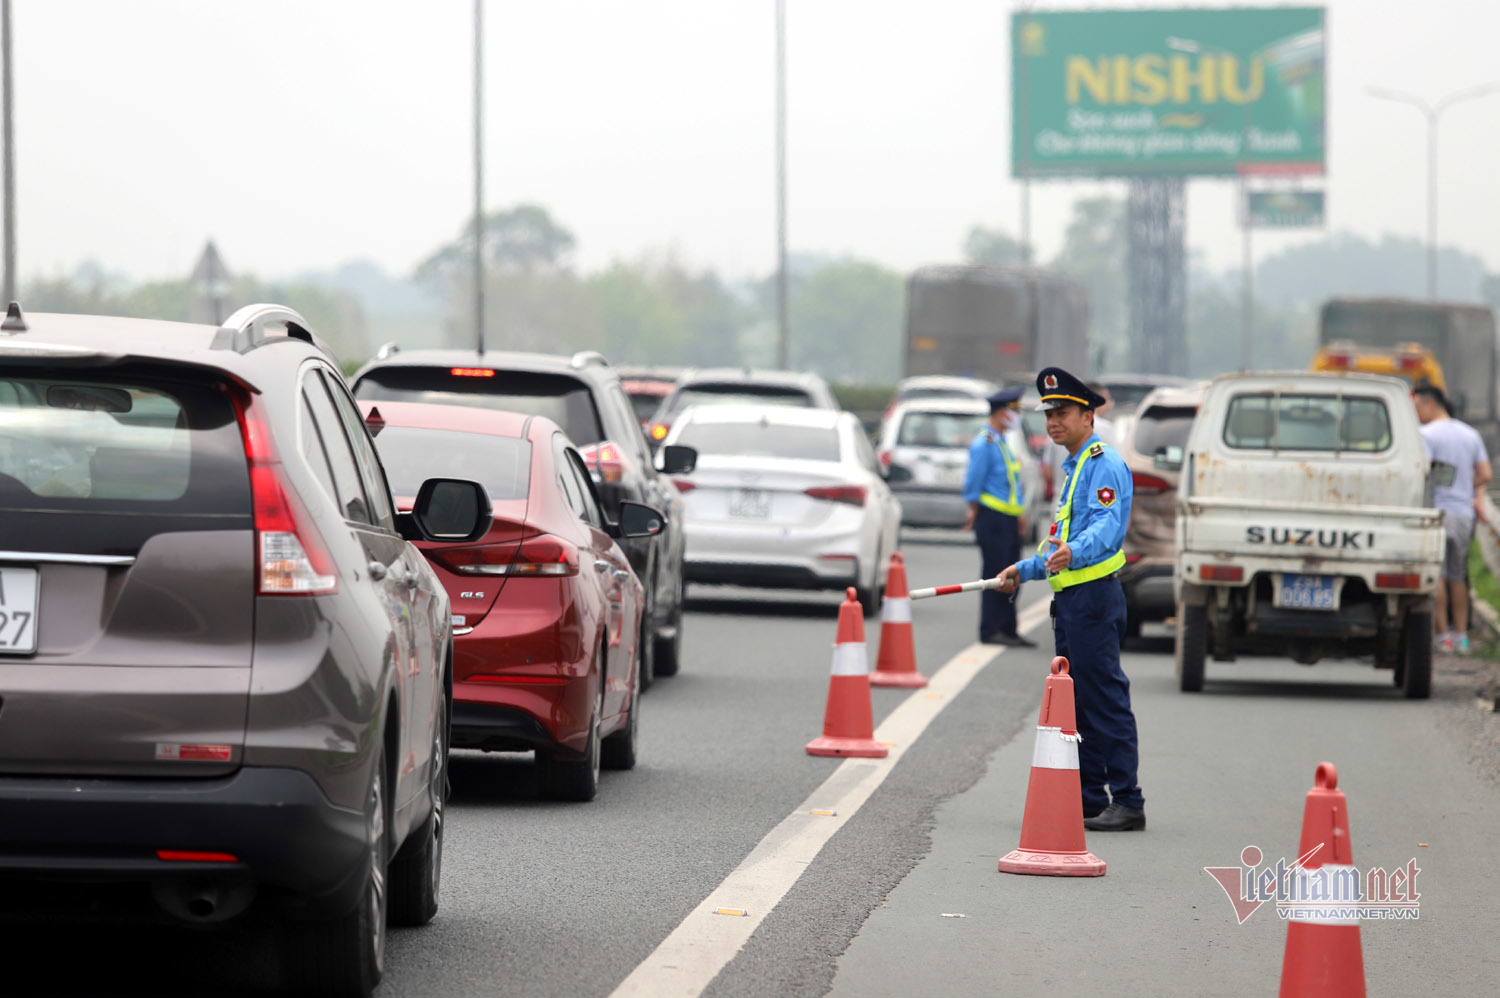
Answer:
[
  {"left": 402, "top": 478, "right": 492, "bottom": 543},
  {"left": 612, "top": 500, "right": 665, "bottom": 539},
  {"left": 659, "top": 444, "right": 697, "bottom": 475},
  {"left": 1152, "top": 445, "right": 1184, "bottom": 472}
]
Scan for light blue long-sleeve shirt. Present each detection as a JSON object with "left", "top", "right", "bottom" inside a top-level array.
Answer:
[
  {"left": 1017, "top": 433, "right": 1131, "bottom": 583},
  {"left": 962, "top": 427, "right": 1023, "bottom": 509}
]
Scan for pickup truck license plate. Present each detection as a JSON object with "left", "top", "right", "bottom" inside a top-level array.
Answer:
[
  {"left": 1275, "top": 573, "right": 1337, "bottom": 611},
  {"left": 729, "top": 488, "right": 770, "bottom": 519},
  {"left": 0, "top": 566, "right": 39, "bottom": 654}
]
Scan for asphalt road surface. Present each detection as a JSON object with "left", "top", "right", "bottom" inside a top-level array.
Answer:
[{"left": 11, "top": 533, "right": 1499, "bottom": 996}]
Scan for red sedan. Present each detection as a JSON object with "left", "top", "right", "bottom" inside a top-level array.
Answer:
[{"left": 360, "top": 400, "right": 661, "bottom": 801}]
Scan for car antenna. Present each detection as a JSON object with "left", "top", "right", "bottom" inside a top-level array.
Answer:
[{"left": 1, "top": 301, "right": 26, "bottom": 332}]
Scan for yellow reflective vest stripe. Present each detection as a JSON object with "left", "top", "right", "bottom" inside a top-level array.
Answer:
[
  {"left": 1037, "top": 442, "right": 1127, "bottom": 592},
  {"left": 979, "top": 433, "right": 1024, "bottom": 516}
]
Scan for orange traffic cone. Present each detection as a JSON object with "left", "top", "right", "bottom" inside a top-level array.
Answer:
[
  {"left": 997, "top": 656, "right": 1106, "bottom": 877},
  {"left": 1279, "top": 762, "right": 1366, "bottom": 998},
  {"left": 871, "top": 552, "right": 926, "bottom": 689},
  {"left": 806, "top": 588, "right": 889, "bottom": 759}
]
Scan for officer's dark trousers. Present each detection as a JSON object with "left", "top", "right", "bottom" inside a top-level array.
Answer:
[
  {"left": 1051, "top": 576, "right": 1144, "bottom": 811},
  {"left": 974, "top": 506, "right": 1019, "bottom": 639}
]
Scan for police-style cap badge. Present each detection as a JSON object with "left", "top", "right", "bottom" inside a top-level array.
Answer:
[
  {"left": 1034, "top": 367, "right": 1106, "bottom": 411},
  {"left": 986, "top": 386, "right": 1025, "bottom": 412}
]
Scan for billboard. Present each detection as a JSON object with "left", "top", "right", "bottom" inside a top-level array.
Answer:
[
  {"left": 1246, "top": 189, "right": 1325, "bottom": 227},
  {"left": 1012, "top": 7, "right": 1325, "bottom": 178}
]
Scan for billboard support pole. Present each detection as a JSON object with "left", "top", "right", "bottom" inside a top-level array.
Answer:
[{"left": 1240, "top": 176, "right": 1253, "bottom": 372}]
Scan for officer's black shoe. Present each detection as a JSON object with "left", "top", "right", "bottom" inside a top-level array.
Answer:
[
  {"left": 1083, "top": 803, "right": 1146, "bottom": 831},
  {"left": 981, "top": 632, "right": 1037, "bottom": 648},
  {"left": 1083, "top": 804, "right": 1106, "bottom": 820}
]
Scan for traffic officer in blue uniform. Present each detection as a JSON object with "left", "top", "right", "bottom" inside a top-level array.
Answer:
[
  {"left": 995, "top": 367, "right": 1146, "bottom": 831},
  {"left": 962, "top": 387, "right": 1035, "bottom": 647}
]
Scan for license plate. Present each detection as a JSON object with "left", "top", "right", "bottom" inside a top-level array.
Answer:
[
  {"left": 729, "top": 488, "right": 770, "bottom": 518},
  {"left": 936, "top": 465, "right": 966, "bottom": 488},
  {"left": 1275, "top": 573, "right": 1337, "bottom": 611},
  {"left": 0, "top": 566, "right": 39, "bottom": 654}
]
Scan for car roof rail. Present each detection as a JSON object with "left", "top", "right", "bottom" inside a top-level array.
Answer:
[
  {"left": 570, "top": 349, "right": 609, "bottom": 370},
  {"left": 375, "top": 340, "right": 401, "bottom": 360},
  {"left": 212, "top": 303, "right": 334, "bottom": 358}
]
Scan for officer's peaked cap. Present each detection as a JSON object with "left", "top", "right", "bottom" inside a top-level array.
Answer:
[
  {"left": 1034, "top": 367, "right": 1106, "bottom": 411},
  {"left": 986, "top": 386, "right": 1025, "bottom": 412}
]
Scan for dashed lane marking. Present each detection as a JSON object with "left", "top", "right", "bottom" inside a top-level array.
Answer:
[{"left": 609, "top": 599, "right": 1051, "bottom": 998}]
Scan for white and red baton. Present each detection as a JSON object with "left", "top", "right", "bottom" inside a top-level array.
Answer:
[{"left": 909, "top": 577, "right": 1009, "bottom": 600}]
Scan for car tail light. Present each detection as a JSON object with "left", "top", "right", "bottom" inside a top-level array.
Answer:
[
  {"left": 1325, "top": 353, "right": 1351, "bottom": 369},
  {"left": 432, "top": 536, "right": 579, "bottom": 577},
  {"left": 1125, "top": 553, "right": 1144, "bottom": 564},
  {"left": 650, "top": 422, "right": 671, "bottom": 442},
  {"left": 157, "top": 850, "right": 239, "bottom": 863},
  {"left": 578, "top": 441, "right": 628, "bottom": 484},
  {"left": 879, "top": 450, "right": 892, "bottom": 468},
  {"left": 805, "top": 484, "right": 867, "bottom": 507},
  {"left": 998, "top": 341, "right": 1024, "bottom": 356},
  {"left": 1376, "top": 572, "right": 1422, "bottom": 589},
  {"left": 1200, "top": 564, "right": 1243, "bottom": 582},
  {"left": 672, "top": 478, "right": 696, "bottom": 492},
  {"left": 1132, "top": 472, "right": 1171, "bottom": 495},
  {"left": 450, "top": 367, "right": 496, "bottom": 378},
  {"left": 231, "top": 389, "right": 339, "bottom": 596},
  {"left": 1397, "top": 354, "right": 1424, "bottom": 372}
]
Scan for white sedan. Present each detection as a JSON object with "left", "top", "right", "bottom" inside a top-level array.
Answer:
[{"left": 662, "top": 405, "right": 902, "bottom": 613}]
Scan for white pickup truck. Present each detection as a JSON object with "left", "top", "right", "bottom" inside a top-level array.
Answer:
[{"left": 1170, "top": 372, "right": 1444, "bottom": 698}]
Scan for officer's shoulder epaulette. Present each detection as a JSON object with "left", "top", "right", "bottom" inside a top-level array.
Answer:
[{"left": 1088, "top": 442, "right": 1104, "bottom": 458}]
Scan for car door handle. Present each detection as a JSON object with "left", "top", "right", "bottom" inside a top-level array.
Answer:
[
  {"left": 612, "top": 569, "right": 631, "bottom": 583},
  {"left": 594, "top": 559, "right": 612, "bottom": 574},
  {"left": 368, "top": 561, "right": 388, "bottom": 581}
]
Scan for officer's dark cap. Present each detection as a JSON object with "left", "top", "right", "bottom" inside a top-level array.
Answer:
[
  {"left": 986, "top": 386, "right": 1024, "bottom": 413},
  {"left": 1034, "top": 367, "right": 1106, "bottom": 411}
]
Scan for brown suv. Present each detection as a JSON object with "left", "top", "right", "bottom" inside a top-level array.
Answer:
[
  {"left": 1114, "top": 384, "right": 1203, "bottom": 637},
  {"left": 0, "top": 304, "right": 490, "bottom": 996}
]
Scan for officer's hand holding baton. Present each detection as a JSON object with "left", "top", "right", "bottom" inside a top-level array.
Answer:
[{"left": 995, "top": 564, "right": 1021, "bottom": 594}]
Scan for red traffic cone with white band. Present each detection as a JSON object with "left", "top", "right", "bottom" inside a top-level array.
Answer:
[
  {"left": 1279, "top": 762, "right": 1366, "bottom": 998},
  {"left": 871, "top": 553, "right": 926, "bottom": 688},
  {"left": 806, "top": 588, "right": 889, "bottom": 758},
  {"left": 997, "top": 656, "right": 1106, "bottom": 877}
]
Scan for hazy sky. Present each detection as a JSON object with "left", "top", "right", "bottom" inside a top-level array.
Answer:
[{"left": 9, "top": 0, "right": 1500, "bottom": 287}]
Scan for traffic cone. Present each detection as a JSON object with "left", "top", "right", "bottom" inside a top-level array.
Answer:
[
  {"left": 997, "top": 656, "right": 1106, "bottom": 877},
  {"left": 1279, "top": 762, "right": 1366, "bottom": 998},
  {"left": 871, "top": 552, "right": 926, "bottom": 689},
  {"left": 806, "top": 588, "right": 889, "bottom": 759}
]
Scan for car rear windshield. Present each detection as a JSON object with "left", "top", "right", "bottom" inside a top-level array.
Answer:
[
  {"left": 897, "top": 411, "right": 986, "bottom": 448},
  {"left": 1223, "top": 394, "right": 1392, "bottom": 452},
  {"left": 370, "top": 426, "right": 531, "bottom": 501},
  {"left": 1132, "top": 405, "right": 1198, "bottom": 458},
  {"left": 676, "top": 421, "right": 840, "bottom": 462},
  {"left": 353, "top": 367, "right": 605, "bottom": 445},
  {"left": 626, "top": 390, "right": 666, "bottom": 423},
  {"left": 0, "top": 370, "right": 250, "bottom": 550},
  {"left": 898, "top": 387, "right": 983, "bottom": 403},
  {"left": 669, "top": 383, "right": 814, "bottom": 414}
]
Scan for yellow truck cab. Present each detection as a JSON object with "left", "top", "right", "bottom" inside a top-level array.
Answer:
[{"left": 1310, "top": 340, "right": 1445, "bottom": 391}]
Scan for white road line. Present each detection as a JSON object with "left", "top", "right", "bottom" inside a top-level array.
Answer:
[{"left": 609, "top": 599, "right": 1052, "bottom": 998}]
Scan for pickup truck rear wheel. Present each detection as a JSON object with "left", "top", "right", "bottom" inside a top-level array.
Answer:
[
  {"left": 1400, "top": 609, "right": 1432, "bottom": 700},
  {"left": 1176, "top": 602, "right": 1207, "bottom": 693}
]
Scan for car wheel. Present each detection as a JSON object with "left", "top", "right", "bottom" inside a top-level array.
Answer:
[
  {"left": 281, "top": 743, "right": 387, "bottom": 996},
  {"left": 1401, "top": 609, "right": 1432, "bottom": 700},
  {"left": 653, "top": 572, "right": 684, "bottom": 678},
  {"left": 389, "top": 694, "right": 446, "bottom": 927},
  {"left": 856, "top": 548, "right": 883, "bottom": 618},
  {"left": 602, "top": 641, "right": 640, "bottom": 771},
  {"left": 1176, "top": 601, "right": 1207, "bottom": 693},
  {"left": 539, "top": 679, "right": 602, "bottom": 802}
]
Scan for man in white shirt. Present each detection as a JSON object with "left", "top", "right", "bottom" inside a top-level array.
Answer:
[{"left": 1413, "top": 381, "right": 1492, "bottom": 654}]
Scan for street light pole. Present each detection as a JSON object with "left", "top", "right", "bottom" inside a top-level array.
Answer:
[
  {"left": 1368, "top": 81, "right": 1500, "bottom": 301},
  {"left": 473, "top": 0, "right": 485, "bottom": 354},
  {"left": 774, "top": 0, "right": 789, "bottom": 369},
  {"left": 2, "top": 0, "right": 16, "bottom": 305}
]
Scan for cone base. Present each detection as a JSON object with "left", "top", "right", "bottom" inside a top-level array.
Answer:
[
  {"left": 870, "top": 670, "right": 928, "bottom": 688},
  {"left": 806, "top": 735, "right": 889, "bottom": 758},
  {"left": 997, "top": 847, "right": 1106, "bottom": 877}
]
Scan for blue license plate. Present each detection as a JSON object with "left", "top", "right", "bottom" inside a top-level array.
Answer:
[{"left": 1279, "top": 574, "right": 1336, "bottom": 610}]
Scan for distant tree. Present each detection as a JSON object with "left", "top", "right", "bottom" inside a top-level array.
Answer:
[
  {"left": 963, "top": 226, "right": 1025, "bottom": 266},
  {"left": 788, "top": 259, "right": 905, "bottom": 383},
  {"left": 1256, "top": 232, "right": 1489, "bottom": 307},
  {"left": 415, "top": 203, "right": 577, "bottom": 288}
]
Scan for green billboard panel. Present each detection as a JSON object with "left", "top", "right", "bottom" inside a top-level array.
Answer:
[
  {"left": 1247, "top": 189, "right": 1325, "bottom": 227},
  {"left": 1013, "top": 7, "right": 1325, "bottom": 178}
]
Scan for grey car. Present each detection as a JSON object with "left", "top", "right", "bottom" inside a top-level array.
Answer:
[{"left": 0, "top": 304, "right": 490, "bottom": 996}]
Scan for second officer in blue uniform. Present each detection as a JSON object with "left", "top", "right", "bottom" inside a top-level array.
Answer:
[
  {"left": 962, "top": 387, "right": 1034, "bottom": 647},
  {"left": 995, "top": 367, "right": 1146, "bottom": 832}
]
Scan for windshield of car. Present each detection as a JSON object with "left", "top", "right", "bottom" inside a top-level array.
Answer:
[
  {"left": 676, "top": 421, "right": 840, "bottom": 462},
  {"left": 896, "top": 410, "right": 986, "bottom": 448},
  {"left": 1100, "top": 383, "right": 1165, "bottom": 413},
  {"left": 0, "top": 373, "right": 247, "bottom": 510},
  {"left": 353, "top": 367, "right": 605, "bottom": 445},
  {"left": 669, "top": 383, "right": 814, "bottom": 414},
  {"left": 1132, "top": 405, "right": 1198, "bottom": 458},
  {"left": 369, "top": 426, "right": 531, "bottom": 500},
  {"left": 1223, "top": 393, "right": 1392, "bottom": 452}
]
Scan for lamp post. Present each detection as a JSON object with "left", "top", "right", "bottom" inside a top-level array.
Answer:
[
  {"left": 472, "top": 0, "right": 485, "bottom": 354},
  {"left": 774, "top": 0, "right": 789, "bottom": 369},
  {"left": 1367, "top": 82, "right": 1500, "bottom": 301},
  {"left": 2, "top": 0, "right": 15, "bottom": 305}
]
